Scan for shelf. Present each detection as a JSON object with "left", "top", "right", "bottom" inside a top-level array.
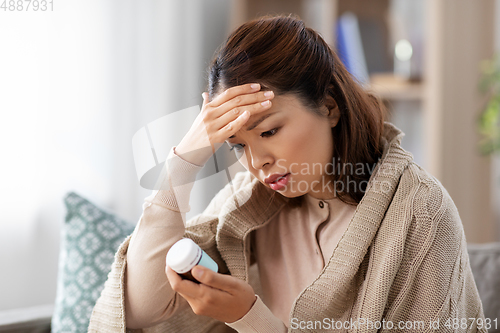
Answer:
[
  {"left": 227, "top": 0, "right": 498, "bottom": 243},
  {"left": 368, "top": 73, "right": 423, "bottom": 101}
]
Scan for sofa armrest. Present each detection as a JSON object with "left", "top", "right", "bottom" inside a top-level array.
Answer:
[
  {"left": 0, "top": 304, "right": 53, "bottom": 333},
  {"left": 467, "top": 242, "right": 500, "bottom": 331}
]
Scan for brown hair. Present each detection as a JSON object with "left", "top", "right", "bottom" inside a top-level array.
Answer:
[{"left": 207, "top": 14, "right": 386, "bottom": 206}]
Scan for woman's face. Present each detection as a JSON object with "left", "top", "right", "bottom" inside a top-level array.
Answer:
[{"left": 226, "top": 93, "right": 340, "bottom": 200}]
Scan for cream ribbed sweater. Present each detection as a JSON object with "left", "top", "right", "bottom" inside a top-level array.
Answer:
[{"left": 88, "top": 122, "right": 486, "bottom": 333}]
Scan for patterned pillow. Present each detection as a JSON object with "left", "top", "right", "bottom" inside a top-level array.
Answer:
[{"left": 51, "top": 192, "right": 135, "bottom": 333}]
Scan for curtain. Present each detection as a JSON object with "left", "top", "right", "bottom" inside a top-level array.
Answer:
[{"left": 0, "top": 0, "right": 231, "bottom": 310}]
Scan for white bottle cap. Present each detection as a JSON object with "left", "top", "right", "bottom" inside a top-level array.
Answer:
[{"left": 166, "top": 238, "right": 202, "bottom": 274}]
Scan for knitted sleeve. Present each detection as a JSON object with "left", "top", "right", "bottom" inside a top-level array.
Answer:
[
  {"left": 88, "top": 146, "right": 251, "bottom": 333},
  {"left": 377, "top": 164, "right": 488, "bottom": 332},
  {"left": 405, "top": 182, "right": 487, "bottom": 332}
]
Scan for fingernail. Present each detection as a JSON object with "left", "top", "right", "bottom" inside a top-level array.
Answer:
[
  {"left": 261, "top": 100, "right": 270, "bottom": 106},
  {"left": 251, "top": 83, "right": 260, "bottom": 90},
  {"left": 192, "top": 266, "right": 204, "bottom": 279},
  {"left": 264, "top": 91, "right": 273, "bottom": 97}
]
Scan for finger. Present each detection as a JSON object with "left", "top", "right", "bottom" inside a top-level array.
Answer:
[
  {"left": 175, "top": 287, "right": 231, "bottom": 319},
  {"left": 215, "top": 96, "right": 273, "bottom": 132},
  {"left": 214, "top": 110, "right": 251, "bottom": 142},
  {"left": 191, "top": 265, "right": 241, "bottom": 294},
  {"left": 167, "top": 265, "right": 231, "bottom": 305},
  {"left": 205, "top": 89, "right": 273, "bottom": 131},
  {"left": 201, "top": 92, "right": 209, "bottom": 108},
  {"left": 166, "top": 265, "right": 201, "bottom": 299},
  {"left": 218, "top": 89, "right": 274, "bottom": 117},
  {"left": 210, "top": 83, "right": 261, "bottom": 108}
]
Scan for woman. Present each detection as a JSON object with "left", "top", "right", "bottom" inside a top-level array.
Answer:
[{"left": 89, "top": 15, "right": 486, "bottom": 332}]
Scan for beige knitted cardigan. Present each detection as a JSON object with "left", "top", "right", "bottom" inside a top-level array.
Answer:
[{"left": 88, "top": 122, "right": 486, "bottom": 333}]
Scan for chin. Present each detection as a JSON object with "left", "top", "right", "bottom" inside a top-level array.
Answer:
[{"left": 276, "top": 188, "right": 307, "bottom": 199}]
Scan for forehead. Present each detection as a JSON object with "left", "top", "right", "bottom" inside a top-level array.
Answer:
[
  {"left": 227, "top": 94, "right": 316, "bottom": 140},
  {"left": 251, "top": 93, "right": 312, "bottom": 118}
]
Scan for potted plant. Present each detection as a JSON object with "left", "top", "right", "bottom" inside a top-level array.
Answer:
[{"left": 478, "top": 54, "right": 500, "bottom": 155}]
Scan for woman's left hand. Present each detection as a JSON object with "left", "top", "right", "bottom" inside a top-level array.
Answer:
[{"left": 165, "top": 265, "right": 257, "bottom": 323}]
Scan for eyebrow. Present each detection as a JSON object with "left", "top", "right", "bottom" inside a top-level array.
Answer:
[{"left": 228, "top": 112, "right": 278, "bottom": 139}]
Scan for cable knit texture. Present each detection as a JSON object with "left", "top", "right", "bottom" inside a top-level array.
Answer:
[{"left": 88, "top": 122, "right": 486, "bottom": 333}]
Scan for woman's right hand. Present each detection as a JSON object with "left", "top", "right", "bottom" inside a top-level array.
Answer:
[{"left": 175, "top": 83, "right": 275, "bottom": 166}]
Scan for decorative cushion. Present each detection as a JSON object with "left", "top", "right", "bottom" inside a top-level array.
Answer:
[{"left": 51, "top": 192, "right": 135, "bottom": 333}]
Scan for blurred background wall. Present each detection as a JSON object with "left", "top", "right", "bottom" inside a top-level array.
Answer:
[
  {"left": 0, "top": 0, "right": 499, "bottom": 313},
  {"left": 0, "top": 0, "right": 233, "bottom": 312}
]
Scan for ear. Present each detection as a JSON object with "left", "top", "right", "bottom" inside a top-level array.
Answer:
[{"left": 320, "top": 94, "right": 340, "bottom": 128}]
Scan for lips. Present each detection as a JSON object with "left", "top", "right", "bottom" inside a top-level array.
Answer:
[
  {"left": 272, "top": 174, "right": 288, "bottom": 183},
  {"left": 267, "top": 173, "right": 291, "bottom": 191},
  {"left": 264, "top": 173, "right": 289, "bottom": 184}
]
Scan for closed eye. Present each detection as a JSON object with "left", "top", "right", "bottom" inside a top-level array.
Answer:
[
  {"left": 261, "top": 127, "right": 279, "bottom": 138},
  {"left": 229, "top": 144, "right": 245, "bottom": 152},
  {"left": 229, "top": 127, "right": 281, "bottom": 152}
]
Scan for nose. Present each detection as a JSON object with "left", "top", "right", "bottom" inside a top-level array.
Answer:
[{"left": 247, "top": 145, "right": 273, "bottom": 170}]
